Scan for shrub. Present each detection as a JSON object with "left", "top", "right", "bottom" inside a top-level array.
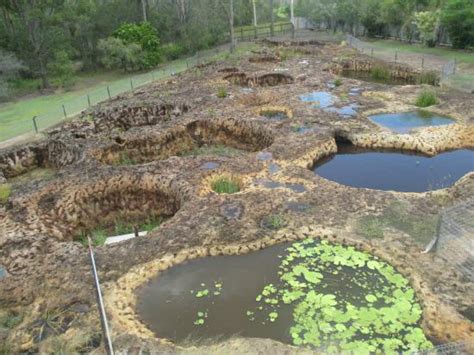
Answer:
[
  {"left": 162, "top": 43, "right": 187, "bottom": 60},
  {"left": 370, "top": 65, "right": 391, "bottom": 81},
  {"left": 262, "top": 214, "right": 286, "bottom": 230},
  {"left": 334, "top": 77, "right": 343, "bottom": 87},
  {"left": 211, "top": 176, "right": 240, "bottom": 194},
  {"left": 415, "top": 89, "right": 438, "bottom": 107},
  {"left": 98, "top": 37, "right": 144, "bottom": 71},
  {"left": 417, "top": 71, "right": 439, "bottom": 85},
  {"left": 0, "top": 184, "right": 11, "bottom": 205},
  {"left": 217, "top": 87, "right": 228, "bottom": 98}
]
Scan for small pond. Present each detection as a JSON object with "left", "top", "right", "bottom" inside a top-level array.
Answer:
[
  {"left": 369, "top": 111, "right": 455, "bottom": 134},
  {"left": 299, "top": 92, "right": 358, "bottom": 118},
  {"left": 313, "top": 144, "right": 474, "bottom": 192},
  {"left": 341, "top": 70, "right": 414, "bottom": 86},
  {"left": 137, "top": 239, "right": 432, "bottom": 352}
]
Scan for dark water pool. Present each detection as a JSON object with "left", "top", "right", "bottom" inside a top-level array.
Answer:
[
  {"left": 369, "top": 111, "right": 455, "bottom": 134},
  {"left": 313, "top": 145, "right": 474, "bottom": 192},
  {"left": 136, "top": 239, "right": 432, "bottom": 352}
]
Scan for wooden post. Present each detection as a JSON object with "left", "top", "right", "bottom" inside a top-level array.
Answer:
[
  {"left": 87, "top": 94, "right": 91, "bottom": 107},
  {"left": 32, "top": 116, "right": 38, "bottom": 134},
  {"left": 254, "top": 26, "right": 258, "bottom": 39},
  {"left": 107, "top": 86, "right": 111, "bottom": 99},
  {"left": 395, "top": 51, "right": 398, "bottom": 62},
  {"left": 62, "top": 105, "right": 67, "bottom": 119},
  {"left": 270, "top": 0, "right": 274, "bottom": 37},
  {"left": 130, "top": 79, "right": 133, "bottom": 89},
  {"left": 421, "top": 56, "right": 424, "bottom": 70}
]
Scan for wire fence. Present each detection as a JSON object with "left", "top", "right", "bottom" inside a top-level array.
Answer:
[{"left": 346, "top": 34, "right": 474, "bottom": 94}]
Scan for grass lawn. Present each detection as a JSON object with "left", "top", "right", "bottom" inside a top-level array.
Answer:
[
  {"left": 367, "top": 39, "right": 474, "bottom": 65},
  {"left": 0, "top": 43, "right": 259, "bottom": 144}
]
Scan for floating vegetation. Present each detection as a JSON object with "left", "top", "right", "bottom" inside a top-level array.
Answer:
[
  {"left": 137, "top": 239, "right": 432, "bottom": 353},
  {"left": 370, "top": 65, "right": 391, "bottom": 81},
  {"left": 249, "top": 239, "right": 432, "bottom": 352}
]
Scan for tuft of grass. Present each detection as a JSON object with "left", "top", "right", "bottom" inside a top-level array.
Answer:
[
  {"left": 262, "top": 214, "right": 286, "bottom": 230},
  {"left": 115, "top": 151, "right": 137, "bottom": 166},
  {"left": 357, "top": 216, "right": 385, "bottom": 239},
  {"left": 417, "top": 71, "right": 439, "bottom": 85},
  {"left": 79, "top": 229, "right": 107, "bottom": 247},
  {"left": 334, "top": 77, "right": 343, "bottom": 87},
  {"left": 415, "top": 89, "right": 438, "bottom": 107},
  {"left": 0, "top": 310, "right": 22, "bottom": 329},
  {"left": 211, "top": 176, "right": 241, "bottom": 194},
  {"left": 0, "top": 184, "right": 12, "bottom": 205},
  {"left": 370, "top": 65, "right": 391, "bottom": 81},
  {"left": 216, "top": 87, "right": 228, "bottom": 98}
]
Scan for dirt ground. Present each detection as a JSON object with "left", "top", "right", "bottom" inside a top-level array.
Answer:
[{"left": 0, "top": 39, "right": 473, "bottom": 353}]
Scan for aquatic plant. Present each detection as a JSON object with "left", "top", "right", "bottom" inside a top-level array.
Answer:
[
  {"left": 210, "top": 176, "right": 241, "bottom": 194},
  {"left": 370, "top": 65, "right": 391, "bottom": 81},
  {"left": 417, "top": 71, "right": 439, "bottom": 85},
  {"left": 251, "top": 239, "right": 432, "bottom": 352},
  {"left": 334, "top": 78, "right": 342, "bottom": 87},
  {"left": 415, "top": 89, "right": 438, "bottom": 107},
  {"left": 0, "top": 183, "right": 12, "bottom": 205},
  {"left": 357, "top": 216, "right": 385, "bottom": 239}
]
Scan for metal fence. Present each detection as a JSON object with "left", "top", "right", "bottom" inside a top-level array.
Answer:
[
  {"left": 0, "top": 43, "right": 234, "bottom": 146},
  {"left": 346, "top": 34, "right": 473, "bottom": 94},
  {"left": 234, "top": 22, "right": 294, "bottom": 41}
]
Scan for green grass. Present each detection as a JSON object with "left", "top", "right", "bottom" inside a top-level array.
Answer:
[
  {"left": 262, "top": 214, "right": 286, "bottom": 230},
  {"left": 334, "top": 78, "right": 343, "bottom": 87},
  {"left": 0, "top": 184, "right": 12, "bottom": 205},
  {"left": 370, "top": 65, "right": 391, "bottom": 81},
  {"left": 210, "top": 176, "right": 241, "bottom": 194},
  {"left": 216, "top": 87, "right": 228, "bottom": 98},
  {"left": 368, "top": 39, "right": 474, "bottom": 65},
  {"left": 8, "top": 167, "right": 55, "bottom": 185},
  {"left": 0, "top": 43, "right": 254, "bottom": 143},
  {"left": 416, "top": 71, "right": 439, "bottom": 85},
  {"left": 356, "top": 201, "right": 439, "bottom": 245},
  {"left": 79, "top": 229, "right": 107, "bottom": 247},
  {"left": 415, "top": 89, "right": 438, "bottom": 107}
]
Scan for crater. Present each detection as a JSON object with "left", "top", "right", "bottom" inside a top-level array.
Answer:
[
  {"left": 37, "top": 174, "right": 183, "bottom": 241},
  {"left": 136, "top": 239, "right": 432, "bottom": 352},
  {"left": 95, "top": 119, "right": 274, "bottom": 166},
  {"left": 369, "top": 111, "right": 455, "bottom": 134},
  {"left": 312, "top": 141, "right": 474, "bottom": 192}
]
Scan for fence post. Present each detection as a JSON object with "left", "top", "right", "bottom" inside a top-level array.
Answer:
[
  {"left": 62, "top": 105, "right": 67, "bottom": 119},
  {"left": 130, "top": 79, "right": 133, "bottom": 89},
  {"left": 240, "top": 27, "right": 244, "bottom": 40},
  {"left": 371, "top": 48, "right": 374, "bottom": 57},
  {"left": 292, "top": 24, "right": 295, "bottom": 39},
  {"left": 32, "top": 116, "right": 38, "bottom": 134},
  {"left": 87, "top": 94, "right": 91, "bottom": 107},
  {"left": 395, "top": 51, "right": 398, "bottom": 62},
  {"left": 254, "top": 26, "right": 257, "bottom": 39},
  {"left": 453, "top": 58, "right": 457, "bottom": 74},
  {"left": 107, "top": 86, "right": 111, "bottom": 99},
  {"left": 421, "top": 56, "right": 424, "bottom": 70},
  {"left": 186, "top": 59, "right": 189, "bottom": 69}
]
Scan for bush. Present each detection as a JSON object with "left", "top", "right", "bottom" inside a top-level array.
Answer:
[
  {"left": 48, "top": 50, "right": 75, "bottom": 88},
  {"left": 0, "top": 184, "right": 11, "bottom": 205},
  {"left": 216, "top": 87, "right": 228, "bottom": 98},
  {"left": 98, "top": 37, "right": 144, "bottom": 71},
  {"left": 370, "top": 65, "right": 391, "bottom": 81},
  {"left": 211, "top": 176, "right": 240, "bottom": 194},
  {"left": 162, "top": 43, "right": 187, "bottom": 60},
  {"left": 415, "top": 89, "right": 438, "bottom": 107},
  {"left": 417, "top": 71, "right": 439, "bottom": 85}
]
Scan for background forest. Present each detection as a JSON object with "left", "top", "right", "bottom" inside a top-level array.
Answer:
[{"left": 0, "top": 0, "right": 473, "bottom": 101}]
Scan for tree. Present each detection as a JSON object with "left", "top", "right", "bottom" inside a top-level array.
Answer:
[
  {"left": 442, "top": 0, "right": 474, "bottom": 48},
  {"left": 0, "top": 50, "right": 23, "bottom": 100},
  {"left": 414, "top": 10, "right": 441, "bottom": 47},
  {"left": 47, "top": 50, "right": 75, "bottom": 88},
  {"left": 98, "top": 37, "right": 144, "bottom": 71}
]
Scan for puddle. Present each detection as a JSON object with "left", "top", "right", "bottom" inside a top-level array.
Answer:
[
  {"left": 299, "top": 92, "right": 358, "bottom": 118},
  {"left": 257, "top": 152, "right": 273, "bottom": 161},
  {"left": 200, "top": 162, "right": 220, "bottom": 170},
  {"left": 325, "top": 103, "right": 359, "bottom": 118},
  {"left": 255, "top": 179, "right": 306, "bottom": 193},
  {"left": 341, "top": 70, "right": 414, "bottom": 85},
  {"left": 369, "top": 111, "right": 455, "bottom": 134},
  {"left": 268, "top": 163, "right": 280, "bottom": 175},
  {"left": 349, "top": 87, "right": 362, "bottom": 96},
  {"left": 0, "top": 265, "right": 6, "bottom": 279},
  {"left": 137, "top": 239, "right": 432, "bottom": 352},
  {"left": 313, "top": 144, "right": 474, "bottom": 192},
  {"left": 299, "top": 92, "right": 335, "bottom": 108}
]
